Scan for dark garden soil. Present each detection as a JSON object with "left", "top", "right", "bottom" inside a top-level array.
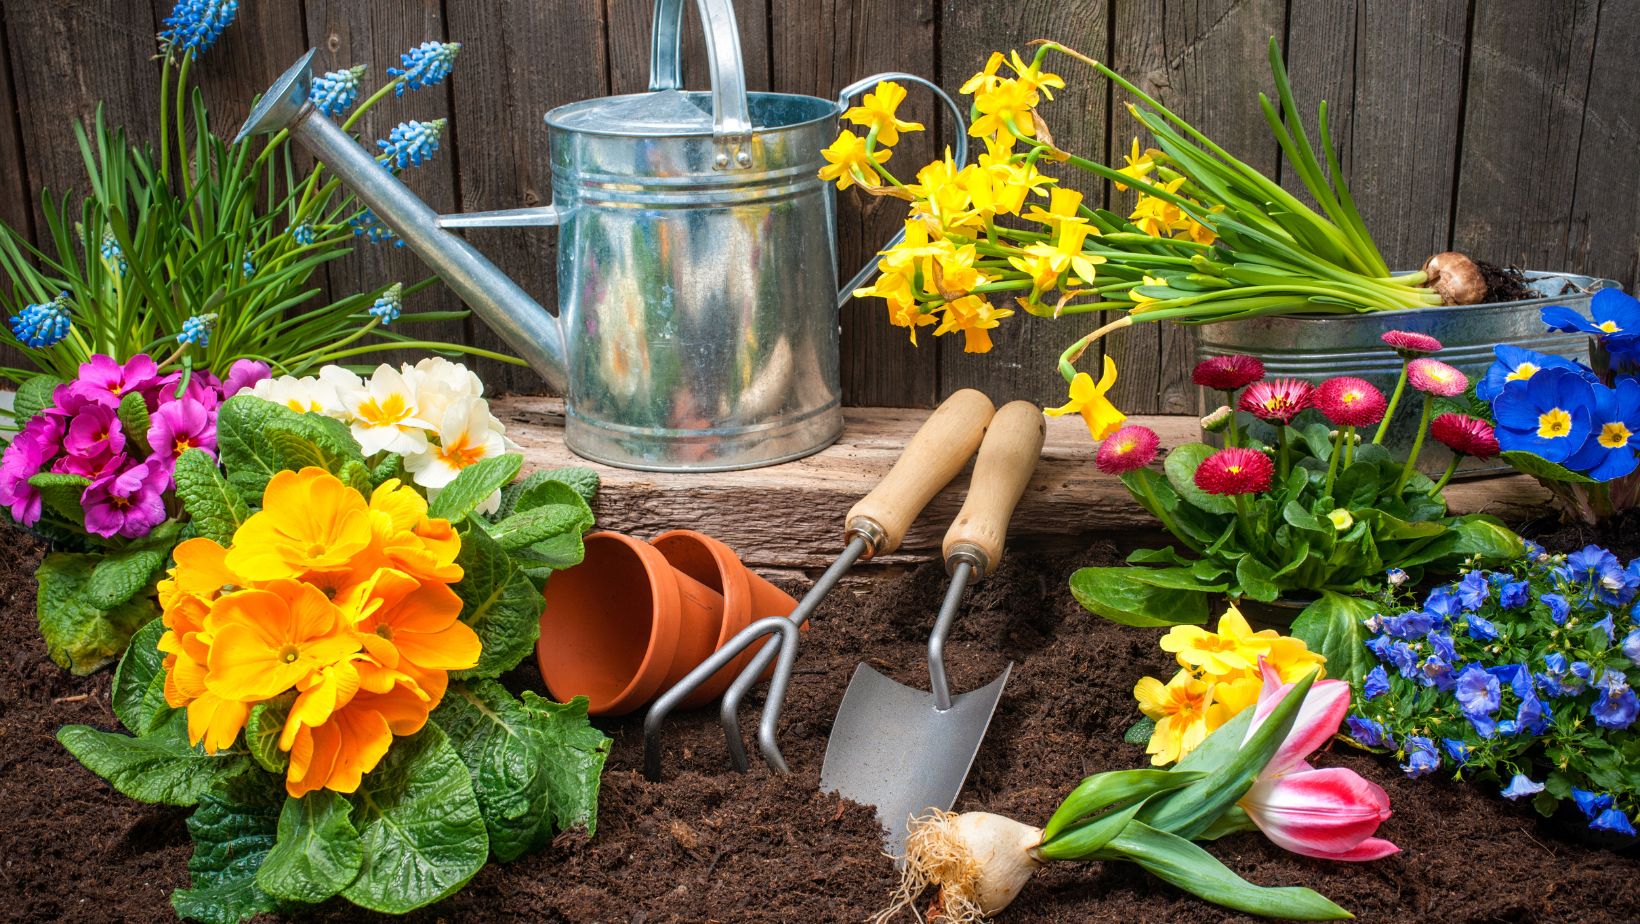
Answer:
[
  {"left": 4, "top": 524, "right": 1639, "bottom": 924},
  {"left": 1476, "top": 261, "right": 1534, "bottom": 304}
]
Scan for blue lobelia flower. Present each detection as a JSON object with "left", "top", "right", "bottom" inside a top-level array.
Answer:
[
  {"left": 387, "top": 41, "right": 462, "bottom": 96},
  {"left": 159, "top": 0, "right": 239, "bottom": 60},
  {"left": 1478, "top": 344, "right": 1600, "bottom": 402},
  {"left": 1541, "top": 592, "right": 1570, "bottom": 625},
  {"left": 7, "top": 292, "right": 73, "bottom": 348},
  {"left": 308, "top": 65, "right": 366, "bottom": 117},
  {"left": 1401, "top": 735, "right": 1440, "bottom": 778},
  {"left": 1592, "top": 670, "right": 1638, "bottom": 730},
  {"left": 1441, "top": 738, "right": 1474, "bottom": 765},
  {"left": 1572, "top": 788, "right": 1614, "bottom": 819},
  {"left": 1347, "top": 716, "right": 1394, "bottom": 749},
  {"left": 1544, "top": 289, "right": 1640, "bottom": 368},
  {"left": 1458, "top": 571, "right": 1490, "bottom": 610},
  {"left": 1500, "top": 774, "right": 1545, "bottom": 800},
  {"left": 1466, "top": 613, "right": 1499, "bottom": 642},
  {"left": 1624, "top": 628, "right": 1640, "bottom": 662},
  {"left": 369, "top": 283, "right": 403, "bottom": 325},
  {"left": 1363, "top": 665, "right": 1390, "bottom": 699},
  {"left": 1497, "top": 578, "right": 1530, "bottom": 610},
  {"left": 1564, "top": 378, "right": 1640, "bottom": 482},
  {"left": 1380, "top": 610, "right": 1434, "bottom": 640},
  {"left": 1456, "top": 664, "right": 1502, "bottom": 737},
  {"left": 177, "top": 315, "right": 211, "bottom": 347},
  {"left": 377, "top": 119, "right": 447, "bottom": 171},
  {"left": 1591, "top": 808, "right": 1638, "bottom": 837},
  {"left": 1493, "top": 367, "right": 1597, "bottom": 463}
]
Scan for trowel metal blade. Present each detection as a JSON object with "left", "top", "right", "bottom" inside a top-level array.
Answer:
[{"left": 820, "top": 662, "right": 1012, "bottom": 857}]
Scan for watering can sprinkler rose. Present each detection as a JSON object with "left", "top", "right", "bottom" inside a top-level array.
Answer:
[{"left": 237, "top": 0, "right": 968, "bottom": 473}]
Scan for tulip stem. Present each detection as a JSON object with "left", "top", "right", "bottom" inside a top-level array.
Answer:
[
  {"left": 1428, "top": 455, "right": 1462, "bottom": 496},
  {"left": 1393, "top": 394, "right": 1435, "bottom": 494},
  {"left": 1374, "top": 363, "right": 1409, "bottom": 444}
]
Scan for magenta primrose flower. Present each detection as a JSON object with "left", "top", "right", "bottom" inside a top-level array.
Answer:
[
  {"left": 63, "top": 404, "right": 125, "bottom": 462},
  {"left": 222, "top": 359, "right": 271, "bottom": 397},
  {"left": 148, "top": 398, "right": 218, "bottom": 467},
  {"left": 66, "top": 354, "right": 160, "bottom": 409},
  {"left": 0, "top": 416, "right": 62, "bottom": 525},
  {"left": 82, "top": 460, "right": 169, "bottom": 539}
]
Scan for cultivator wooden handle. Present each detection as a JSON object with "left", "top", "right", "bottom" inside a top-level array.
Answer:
[
  {"left": 845, "top": 388, "right": 995, "bottom": 557},
  {"left": 941, "top": 400, "right": 1046, "bottom": 578}
]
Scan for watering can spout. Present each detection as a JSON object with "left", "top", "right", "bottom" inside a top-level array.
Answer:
[{"left": 235, "top": 51, "right": 569, "bottom": 394}]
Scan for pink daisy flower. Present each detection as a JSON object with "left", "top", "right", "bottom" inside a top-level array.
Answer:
[
  {"left": 1194, "top": 447, "right": 1274, "bottom": 495},
  {"left": 1314, "top": 377, "right": 1387, "bottom": 428},
  {"left": 1406, "top": 359, "right": 1468, "bottom": 397},
  {"left": 1381, "top": 330, "right": 1443, "bottom": 356},
  {"left": 1096, "top": 425, "right": 1160, "bottom": 474},
  {"left": 1193, "top": 355, "right": 1266, "bottom": 391},
  {"left": 1430, "top": 413, "right": 1499, "bottom": 459},
  {"left": 1238, "top": 378, "right": 1313, "bottom": 424}
]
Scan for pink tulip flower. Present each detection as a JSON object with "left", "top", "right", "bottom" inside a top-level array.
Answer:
[{"left": 1239, "top": 659, "right": 1399, "bottom": 862}]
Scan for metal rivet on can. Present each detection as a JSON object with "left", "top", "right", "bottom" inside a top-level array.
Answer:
[
  {"left": 713, "top": 151, "right": 730, "bottom": 169},
  {"left": 735, "top": 149, "right": 752, "bottom": 167}
]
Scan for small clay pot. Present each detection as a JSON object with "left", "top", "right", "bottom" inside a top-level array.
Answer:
[
  {"left": 537, "top": 531, "right": 725, "bottom": 716},
  {"left": 650, "top": 529, "right": 799, "bottom": 708}
]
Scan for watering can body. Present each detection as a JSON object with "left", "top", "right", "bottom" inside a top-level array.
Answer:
[{"left": 237, "top": 0, "right": 963, "bottom": 472}]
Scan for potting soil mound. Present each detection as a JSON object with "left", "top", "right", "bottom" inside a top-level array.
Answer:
[{"left": 3, "top": 532, "right": 1637, "bottom": 923}]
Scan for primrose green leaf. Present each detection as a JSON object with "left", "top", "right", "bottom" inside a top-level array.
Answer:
[
  {"left": 339, "top": 459, "right": 373, "bottom": 496},
  {"left": 450, "top": 524, "right": 544, "bottom": 679},
  {"left": 1069, "top": 566, "right": 1213, "bottom": 627},
  {"left": 59, "top": 711, "right": 252, "bottom": 807},
  {"left": 267, "top": 427, "right": 330, "bottom": 473},
  {"left": 171, "top": 771, "right": 282, "bottom": 924},
  {"left": 84, "top": 542, "right": 170, "bottom": 610},
  {"left": 429, "top": 454, "right": 522, "bottom": 523},
  {"left": 1041, "top": 768, "right": 1205, "bottom": 843},
  {"left": 174, "top": 448, "right": 249, "bottom": 546},
  {"left": 245, "top": 696, "right": 293, "bottom": 774},
  {"left": 12, "top": 374, "right": 63, "bottom": 425},
  {"left": 1104, "top": 821, "right": 1351, "bottom": 920},
  {"left": 342, "top": 725, "right": 488, "bottom": 914},
  {"left": 1165, "top": 443, "right": 1237, "bottom": 514},
  {"left": 1125, "top": 716, "right": 1157, "bottom": 745},
  {"left": 118, "top": 390, "right": 153, "bottom": 455},
  {"left": 1288, "top": 590, "right": 1376, "bottom": 686},
  {"left": 36, "top": 551, "right": 161, "bottom": 674},
  {"left": 513, "top": 466, "right": 601, "bottom": 509},
  {"left": 28, "top": 471, "right": 90, "bottom": 523},
  {"left": 112, "top": 618, "right": 169, "bottom": 734},
  {"left": 490, "top": 484, "right": 593, "bottom": 552},
  {"left": 1500, "top": 450, "right": 1597, "bottom": 484},
  {"left": 371, "top": 452, "right": 404, "bottom": 487},
  {"left": 257, "top": 791, "right": 363, "bottom": 904},
  {"left": 521, "top": 692, "right": 610, "bottom": 834},
  {"left": 215, "top": 396, "right": 295, "bottom": 500}
]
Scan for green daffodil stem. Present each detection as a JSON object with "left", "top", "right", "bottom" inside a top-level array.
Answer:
[
  {"left": 1393, "top": 394, "right": 1435, "bottom": 495},
  {"left": 1375, "top": 362, "right": 1410, "bottom": 444},
  {"left": 1324, "top": 427, "right": 1346, "bottom": 499},
  {"left": 1428, "top": 455, "right": 1462, "bottom": 496},
  {"left": 1058, "top": 315, "right": 1133, "bottom": 381}
]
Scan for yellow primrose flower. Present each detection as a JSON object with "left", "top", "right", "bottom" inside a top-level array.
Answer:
[
  {"left": 1134, "top": 670, "right": 1225, "bottom": 766},
  {"left": 934, "top": 295, "right": 1013, "bottom": 354},
  {"left": 819, "top": 130, "right": 889, "bottom": 190},
  {"left": 1114, "top": 137, "right": 1158, "bottom": 191},
  {"left": 843, "top": 80, "right": 925, "bottom": 148},
  {"left": 1044, "top": 355, "right": 1126, "bottom": 440},
  {"left": 1158, "top": 605, "right": 1278, "bottom": 676}
]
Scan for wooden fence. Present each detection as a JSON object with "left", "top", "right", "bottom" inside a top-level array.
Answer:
[{"left": 0, "top": 0, "right": 1635, "bottom": 413}]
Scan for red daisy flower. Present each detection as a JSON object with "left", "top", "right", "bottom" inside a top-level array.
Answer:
[
  {"left": 1381, "top": 330, "right": 1443, "bottom": 355},
  {"left": 1194, "top": 447, "right": 1274, "bottom": 495},
  {"left": 1430, "top": 413, "right": 1500, "bottom": 459},
  {"left": 1406, "top": 358, "right": 1469, "bottom": 397},
  {"left": 1314, "top": 376, "right": 1388, "bottom": 427},
  {"left": 1096, "top": 425, "right": 1160, "bottom": 475},
  {"left": 1192, "top": 354, "right": 1266, "bottom": 391},
  {"left": 1238, "top": 378, "right": 1313, "bottom": 424}
]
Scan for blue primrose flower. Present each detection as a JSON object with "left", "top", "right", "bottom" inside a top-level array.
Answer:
[
  {"left": 1456, "top": 665, "right": 1502, "bottom": 738},
  {"left": 1386, "top": 567, "right": 1409, "bottom": 587},
  {"left": 1500, "top": 773, "right": 1545, "bottom": 800},
  {"left": 1488, "top": 663, "right": 1535, "bottom": 700},
  {"left": 1478, "top": 344, "right": 1600, "bottom": 402},
  {"left": 7, "top": 292, "right": 73, "bottom": 348},
  {"left": 177, "top": 315, "right": 211, "bottom": 347},
  {"left": 308, "top": 65, "right": 366, "bottom": 117},
  {"left": 1591, "top": 808, "right": 1638, "bottom": 837},
  {"left": 377, "top": 119, "right": 447, "bottom": 171},
  {"left": 1493, "top": 367, "right": 1597, "bottom": 463},
  {"left": 1563, "top": 378, "right": 1640, "bottom": 482},
  {"left": 159, "top": 0, "right": 239, "bottom": 60},
  {"left": 1347, "top": 716, "right": 1394, "bottom": 749},
  {"left": 1592, "top": 670, "right": 1638, "bottom": 730},
  {"left": 1544, "top": 289, "right": 1640, "bottom": 367},
  {"left": 388, "top": 41, "right": 462, "bottom": 95},
  {"left": 1363, "top": 665, "right": 1390, "bottom": 699},
  {"left": 370, "top": 283, "right": 404, "bottom": 325},
  {"left": 1401, "top": 735, "right": 1441, "bottom": 778}
]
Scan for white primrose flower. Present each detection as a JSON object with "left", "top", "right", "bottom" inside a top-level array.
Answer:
[
  {"left": 322, "top": 364, "right": 434, "bottom": 456},
  {"left": 404, "top": 396, "right": 508, "bottom": 494},
  {"left": 242, "top": 374, "right": 342, "bottom": 415},
  {"left": 403, "top": 356, "right": 484, "bottom": 427}
]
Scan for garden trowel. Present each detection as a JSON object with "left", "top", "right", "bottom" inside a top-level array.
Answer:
[{"left": 821, "top": 400, "right": 1045, "bottom": 855}]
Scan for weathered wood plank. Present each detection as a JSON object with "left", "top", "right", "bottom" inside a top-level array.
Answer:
[
  {"left": 168, "top": 0, "right": 308, "bottom": 143},
  {"left": 935, "top": 0, "right": 1112, "bottom": 408},
  {"left": 606, "top": 0, "right": 771, "bottom": 96},
  {"left": 0, "top": 10, "right": 35, "bottom": 377},
  {"left": 442, "top": 0, "right": 607, "bottom": 395},
  {"left": 772, "top": 0, "right": 941, "bottom": 408},
  {"left": 1564, "top": 0, "right": 1640, "bottom": 287},
  {"left": 493, "top": 395, "right": 1551, "bottom": 572}
]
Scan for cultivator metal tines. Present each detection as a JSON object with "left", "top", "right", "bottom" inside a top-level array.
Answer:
[{"left": 642, "top": 389, "right": 997, "bottom": 780}]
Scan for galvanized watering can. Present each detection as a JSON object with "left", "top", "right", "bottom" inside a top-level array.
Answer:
[{"left": 237, "top": 0, "right": 964, "bottom": 472}]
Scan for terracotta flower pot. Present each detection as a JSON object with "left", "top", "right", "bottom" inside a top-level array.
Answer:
[
  {"left": 537, "top": 531, "right": 725, "bottom": 716},
  {"left": 650, "top": 529, "right": 799, "bottom": 708}
]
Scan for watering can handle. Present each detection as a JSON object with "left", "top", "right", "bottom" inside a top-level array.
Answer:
[
  {"left": 834, "top": 73, "right": 970, "bottom": 311},
  {"left": 649, "top": 0, "right": 755, "bottom": 169}
]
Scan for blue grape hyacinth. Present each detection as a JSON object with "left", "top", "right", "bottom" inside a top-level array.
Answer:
[
  {"left": 370, "top": 283, "right": 404, "bottom": 325},
  {"left": 290, "top": 223, "right": 316, "bottom": 246},
  {"left": 7, "top": 293, "right": 73, "bottom": 349},
  {"left": 377, "top": 119, "right": 447, "bottom": 171},
  {"left": 387, "top": 41, "right": 462, "bottom": 96},
  {"left": 159, "top": 0, "right": 239, "bottom": 59},
  {"left": 100, "top": 231, "right": 127, "bottom": 276},
  {"left": 309, "top": 65, "right": 366, "bottom": 117},
  {"left": 351, "top": 209, "right": 403, "bottom": 248},
  {"left": 241, "top": 250, "right": 257, "bottom": 279},
  {"left": 177, "top": 315, "right": 211, "bottom": 347}
]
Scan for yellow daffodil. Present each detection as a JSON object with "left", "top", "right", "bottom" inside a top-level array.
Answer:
[
  {"left": 1044, "top": 355, "right": 1126, "bottom": 440},
  {"left": 969, "top": 79, "right": 1040, "bottom": 140},
  {"left": 1009, "top": 223, "right": 1106, "bottom": 297},
  {"left": 929, "top": 240, "right": 987, "bottom": 298},
  {"left": 1134, "top": 670, "right": 1224, "bottom": 766},
  {"left": 1007, "top": 50, "right": 1065, "bottom": 101},
  {"left": 843, "top": 80, "right": 925, "bottom": 148},
  {"left": 1129, "top": 177, "right": 1190, "bottom": 237},
  {"left": 934, "top": 295, "right": 1013, "bottom": 354},
  {"left": 1114, "top": 137, "right": 1158, "bottom": 191},
  {"left": 1130, "top": 273, "right": 1169, "bottom": 311},
  {"left": 819, "top": 130, "right": 889, "bottom": 190},
  {"left": 1022, "top": 187, "right": 1087, "bottom": 230},
  {"left": 959, "top": 52, "right": 1007, "bottom": 96}
]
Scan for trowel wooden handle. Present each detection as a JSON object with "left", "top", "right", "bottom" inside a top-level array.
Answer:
[
  {"left": 941, "top": 400, "right": 1045, "bottom": 578},
  {"left": 845, "top": 389, "right": 995, "bottom": 557}
]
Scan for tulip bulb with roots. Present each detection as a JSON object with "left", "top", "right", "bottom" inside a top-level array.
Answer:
[{"left": 877, "top": 811, "right": 1045, "bottom": 923}]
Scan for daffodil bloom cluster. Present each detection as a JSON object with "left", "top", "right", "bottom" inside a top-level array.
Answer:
[
  {"left": 242, "top": 358, "right": 516, "bottom": 512},
  {"left": 1134, "top": 606, "right": 1325, "bottom": 766},
  {"left": 158, "top": 466, "right": 480, "bottom": 796}
]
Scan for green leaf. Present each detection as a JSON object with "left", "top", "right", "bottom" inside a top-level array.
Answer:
[
  {"left": 371, "top": 452, "right": 404, "bottom": 487},
  {"left": 1234, "top": 555, "right": 1280, "bottom": 602},
  {"left": 451, "top": 524, "right": 544, "bottom": 679},
  {"left": 339, "top": 459, "right": 373, "bottom": 496},
  {"left": 28, "top": 471, "right": 90, "bottom": 523},
  {"left": 171, "top": 771, "right": 282, "bottom": 924},
  {"left": 535, "top": 466, "right": 600, "bottom": 505},
  {"left": 490, "top": 484, "right": 593, "bottom": 552},
  {"left": 267, "top": 427, "right": 330, "bottom": 473},
  {"left": 36, "top": 551, "right": 161, "bottom": 674},
  {"left": 1038, "top": 799, "right": 1149, "bottom": 861},
  {"left": 504, "top": 466, "right": 602, "bottom": 515},
  {"left": 1126, "top": 545, "right": 1191, "bottom": 567},
  {"left": 118, "top": 390, "right": 153, "bottom": 455},
  {"left": 174, "top": 448, "right": 249, "bottom": 545},
  {"left": 1448, "top": 514, "right": 1524, "bottom": 565},
  {"left": 429, "top": 454, "right": 522, "bottom": 523},
  {"left": 1500, "top": 449, "right": 1597, "bottom": 484},
  {"left": 245, "top": 696, "right": 293, "bottom": 774},
  {"left": 12, "top": 374, "right": 63, "bottom": 424},
  {"left": 257, "top": 791, "right": 364, "bottom": 904},
  {"left": 520, "top": 692, "right": 609, "bottom": 834},
  {"left": 342, "top": 725, "right": 488, "bottom": 914},
  {"left": 1124, "top": 716, "right": 1156, "bottom": 745},
  {"left": 1041, "top": 769, "right": 1205, "bottom": 843},
  {"left": 84, "top": 542, "right": 170, "bottom": 609},
  {"left": 1103, "top": 821, "right": 1351, "bottom": 920},
  {"left": 1165, "top": 443, "right": 1237, "bottom": 515},
  {"left": 1069, "top": 566, "right": 1215, "bottom": 627},
  {"left": 58, "top": 711, "right": 252, "bottom": 807},
  {"left": 215, "top": 396, "right": 294, "bottom": 500},
  {"left": 1288, "top": 590, "right": 1376, "bottom": 685},
  {"left": 112, "top": 618, "right": 169, "bottom": 734}
]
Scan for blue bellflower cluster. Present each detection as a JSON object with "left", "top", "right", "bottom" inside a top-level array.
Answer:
[
  {"left": 159, "top": 0, "right": 239, "bottom": 60},
  {"left": 376, "top": 119, "right": 447, "bottom": 171},
  {"left": 387, "top": 41, "right": 462, "bottom": 96},
  {"left": 308, "top": 65, "right": 367, "bottom": 117},
  {"left": 8, "top": 293, "right": 73, "bottom": 349},
  {"left": 1346, "top": 544, "right": 1640, "bottom": 840},
  {"left": 369, "top": 283, "right": 404, "bottom": 325}
]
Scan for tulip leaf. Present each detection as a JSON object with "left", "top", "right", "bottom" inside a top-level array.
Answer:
[
  {"left": 1289, "top": 590, "right": 1376, "bottom": 686},
  {"left": 12, "top": 374, "right": 62, "bottom": 425},
  {"left": 1069, "top": 566, "right": 1215, "bottom": 627},
  {"left": 174, "top": 448, "right": 249, "bottom": 545},
  {"left": 1038, "top": 799, "right": 1150, "bottom": 861},
  {"left": 36, "top": 551, "right": 161, "bottom": 674},
  {"left": 1041, "top": 769, "right": 1205, "bottom": 843},
  {"left": 257, "top": 791, "right": 363, "bottom": 904},
  {"left": 429, "top": 454, "right": 522, "bottom": 523},
  {"left": 342, "top": 725, "right": 488, "bottom": 914},
  {"left": 1165, "top": 443, "right": 1237, "bottom": 514},
  {"left": 170, "top": 771, "right": 283, "bottom": 924},
  {"left": 111, "top": 617, "right": 170, "bottom": 734},
  {"left": 450, "top": 524, "right": 542, "bottom": 679},
  {"left": 58, "top": 711, "right": 252, "bottom": 807}
]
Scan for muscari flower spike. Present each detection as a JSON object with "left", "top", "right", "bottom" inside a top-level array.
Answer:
[
  {"left": 377, "top": 119, "right": 447, "bottom": 171},
  {"left": 387, "top": 41, "right": 462, "bottom": 96},
  {"left": 351, "top": 208, "right": 404, "bottom": 248},
  {"left": 159, "top": 0, "right": 239, "bottom": 60},
  {"left": 241, "top": 250, "right": 257, "bottom": 279},
  {"left": 308, "top": 65, "right": 366, "bottom": 117},
  {"left": 370, "top": 283, "right": 404, "bottom": 325},
  {"left": 177, "top": 314, "right": 212, "bottom": 347},
  {"left": 100, "top": 231, "right": 127, "bottom": 276},
  {"left": 8, "top": 292, "right": 73, "bottom": 349},
  {"left": 290, "top": 223, "right": 316, "bottom": 246}
]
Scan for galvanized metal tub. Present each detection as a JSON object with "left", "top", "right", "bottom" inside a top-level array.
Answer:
[{"left": 1193, "top": 270, "right": 1621, "bottom": 476}]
